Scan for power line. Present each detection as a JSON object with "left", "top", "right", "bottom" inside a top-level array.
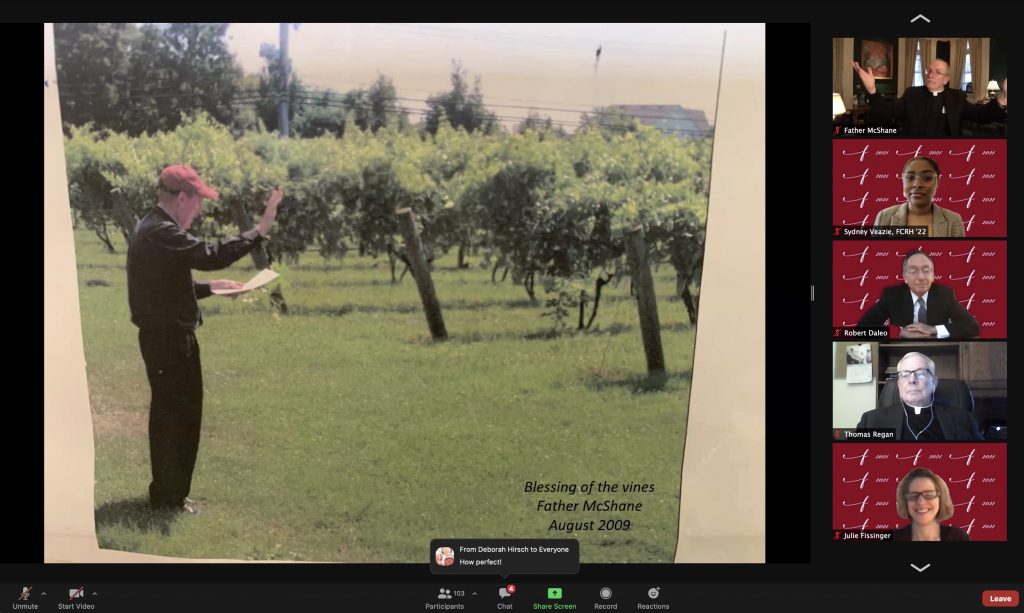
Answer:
[
  {"left": 255, "top": 84, "right": 713, "bottom": 125},
  {"left": 60, "top": 92, "right": 712, "bottom": 136},
  {"left": 60, "top": 91, "right": 712, "bottom": 136},
  {"left": 58, "top": 80, "right": 712, "bottom": 123},
  {"left": 58, "top": 84, "right": 714, "bottom": 130},
  {"left": 297, "top": 76, "right": 600, "bottom": 111}
]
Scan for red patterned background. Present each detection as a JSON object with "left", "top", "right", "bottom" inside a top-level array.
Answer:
[
  {"left": 832, "top": 443, "right": 1007, "bottom": 541},
  {"left": 832, "top": 240, "right": 1007, "bottom": 337},
  {"left": 833, "top": 139, "right": 1007, "bottom": 237}
]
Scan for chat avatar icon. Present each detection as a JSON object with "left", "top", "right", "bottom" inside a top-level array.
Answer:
[{"left": 434, "top": 546, "right": 455, "bottom": 566}]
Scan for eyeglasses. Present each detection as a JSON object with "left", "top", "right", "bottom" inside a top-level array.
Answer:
[
  {"left": 925, "top": 69, "right": 948, "bottom": 77},
  {"left": 905, "top": 490, "right": 939, "bottom": 501},
  {"left": 903, "top": 267, "right": 933, "bottom": 277},
  {"left": 902, "top": 172, "right": 937, "bottom": 183},
  {"left": 896, "top": 368, "right": 933, "bottom": 382}
]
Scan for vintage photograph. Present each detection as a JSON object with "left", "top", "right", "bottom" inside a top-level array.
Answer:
[{"left": 51, "top": 22, "right": 725, "bottom": 562}]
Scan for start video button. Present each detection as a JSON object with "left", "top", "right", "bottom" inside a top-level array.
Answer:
[{"left": 982, "top": 590, "right": 1019, "bottom": 608}]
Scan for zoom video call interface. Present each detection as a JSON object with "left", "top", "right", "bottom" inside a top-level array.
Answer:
[{"left": 32, "top": 8, "right": 1021, "bottom": 613}]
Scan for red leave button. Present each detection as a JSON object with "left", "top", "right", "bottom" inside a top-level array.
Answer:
[{"left": 982, "top": 590, "right": 1019, "bottom": 607}]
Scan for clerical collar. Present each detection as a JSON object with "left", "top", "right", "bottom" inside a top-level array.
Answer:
[
  {"left": 905, "top": 403, "right": 932, "bottom": 415},
  {"left": 903, "top": 402, "right": 936, "bottom": 440}
]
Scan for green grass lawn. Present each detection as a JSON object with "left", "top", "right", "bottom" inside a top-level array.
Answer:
[{"left": 75, "top": 227, "right": 695, "bottom": 562}]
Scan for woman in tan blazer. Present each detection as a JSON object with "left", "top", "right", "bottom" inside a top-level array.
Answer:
[{"left": 873, "top": 156, "right": 966, "bottom": 237}]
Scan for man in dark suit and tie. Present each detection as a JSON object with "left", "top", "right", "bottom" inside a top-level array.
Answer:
[
  {"left": 857, "top": 249, "right": 980, "bottom": 339},
  {"left": 852, "top": 58, "right": 1007, "bottom": 137}
]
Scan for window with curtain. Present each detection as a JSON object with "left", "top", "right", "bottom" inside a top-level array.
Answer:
[
  {"left": 964, "top": 41, "right": 973, "bottom": 92},
  {"left": 913, "top": 40, "right": 924, "bottom": 86}
]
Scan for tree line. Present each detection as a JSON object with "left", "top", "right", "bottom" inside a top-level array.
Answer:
[{"left": 57, "top": 24, "right": 709, "bottom": 328}]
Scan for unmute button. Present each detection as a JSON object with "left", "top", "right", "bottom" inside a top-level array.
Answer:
[{"left": 982, "top": 590, "right": 1019, "bottom": 608}]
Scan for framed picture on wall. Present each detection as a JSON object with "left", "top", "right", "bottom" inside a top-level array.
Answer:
[{"left": 860, "top": 39, "right": 893, "bottom": 80}]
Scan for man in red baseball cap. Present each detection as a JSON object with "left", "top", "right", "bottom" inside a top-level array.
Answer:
[
  {"left": 127, "top": 164, "right": 283, "bottom": 515},
  {"left": 159, "top": 164, "right": 221, "bottom": 200}
]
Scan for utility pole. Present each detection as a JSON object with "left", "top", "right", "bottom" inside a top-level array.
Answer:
[{"left": 278, "top": 22, "right": 290, "bottom": 138}]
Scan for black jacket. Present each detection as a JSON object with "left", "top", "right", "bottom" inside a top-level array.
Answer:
[
  {"left": 857, "top": 283, "right": 980, "bottom": 339},
  {"left": 891, "top": 524, "right": 970, "bottom": 541},
  {"left": 867, "top": 87, "right": 1006, "bottom": 136},
  {"left": 127, "top": 206, "right": 263, "bottom": 330},
  {"left": 856, "top": 402, "right": 983, "bottom": 441}
]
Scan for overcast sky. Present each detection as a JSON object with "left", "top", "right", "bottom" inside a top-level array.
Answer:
[{"left": 224, "top": 23, "right": 727, "bottom": 131}]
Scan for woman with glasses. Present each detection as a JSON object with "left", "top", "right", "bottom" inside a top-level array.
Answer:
[
  {"left": 892, "top": 467, "right": 970, "bottom": 541},
  {"left": 873, "top": 156, "right": 965, "bottom": 237}
]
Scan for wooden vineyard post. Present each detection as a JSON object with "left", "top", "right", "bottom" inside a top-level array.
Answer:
[
  {"left": 397, "top": 208, "right": 448, "bottom": 340},
  {"left": 625, "top": 226, "right": 665, "bottom": 374}
]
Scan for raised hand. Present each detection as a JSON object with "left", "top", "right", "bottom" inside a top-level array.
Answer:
[
  {"left": 851, "top": 60, "right": 877, "bottom": 95},
  {"left": 256, "top": 188, "right": 285, "bottom": 237}
]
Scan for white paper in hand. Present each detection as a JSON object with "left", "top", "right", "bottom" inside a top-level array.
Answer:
[{"left": 211, "top": 268, "right": 280, "bottom": 295}]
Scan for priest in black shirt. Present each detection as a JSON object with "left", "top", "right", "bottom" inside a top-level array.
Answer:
[
  {"left": 852, "top": 59, "right": 1006, "bottom": 136},
  {"left": 127, "top": 164, "right": 283, "bottom": 514},
  {"left": 857, "top": 352, "right": 983, "bottom": 441}
]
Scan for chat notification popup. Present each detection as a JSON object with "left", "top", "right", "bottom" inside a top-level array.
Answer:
[{"left": 429, "top": 539, "right": 579, "bottom": 576}]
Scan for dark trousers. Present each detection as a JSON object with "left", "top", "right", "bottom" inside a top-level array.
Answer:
[{"left": 138, "top": 327, "right": 203, "bottom": 509}]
